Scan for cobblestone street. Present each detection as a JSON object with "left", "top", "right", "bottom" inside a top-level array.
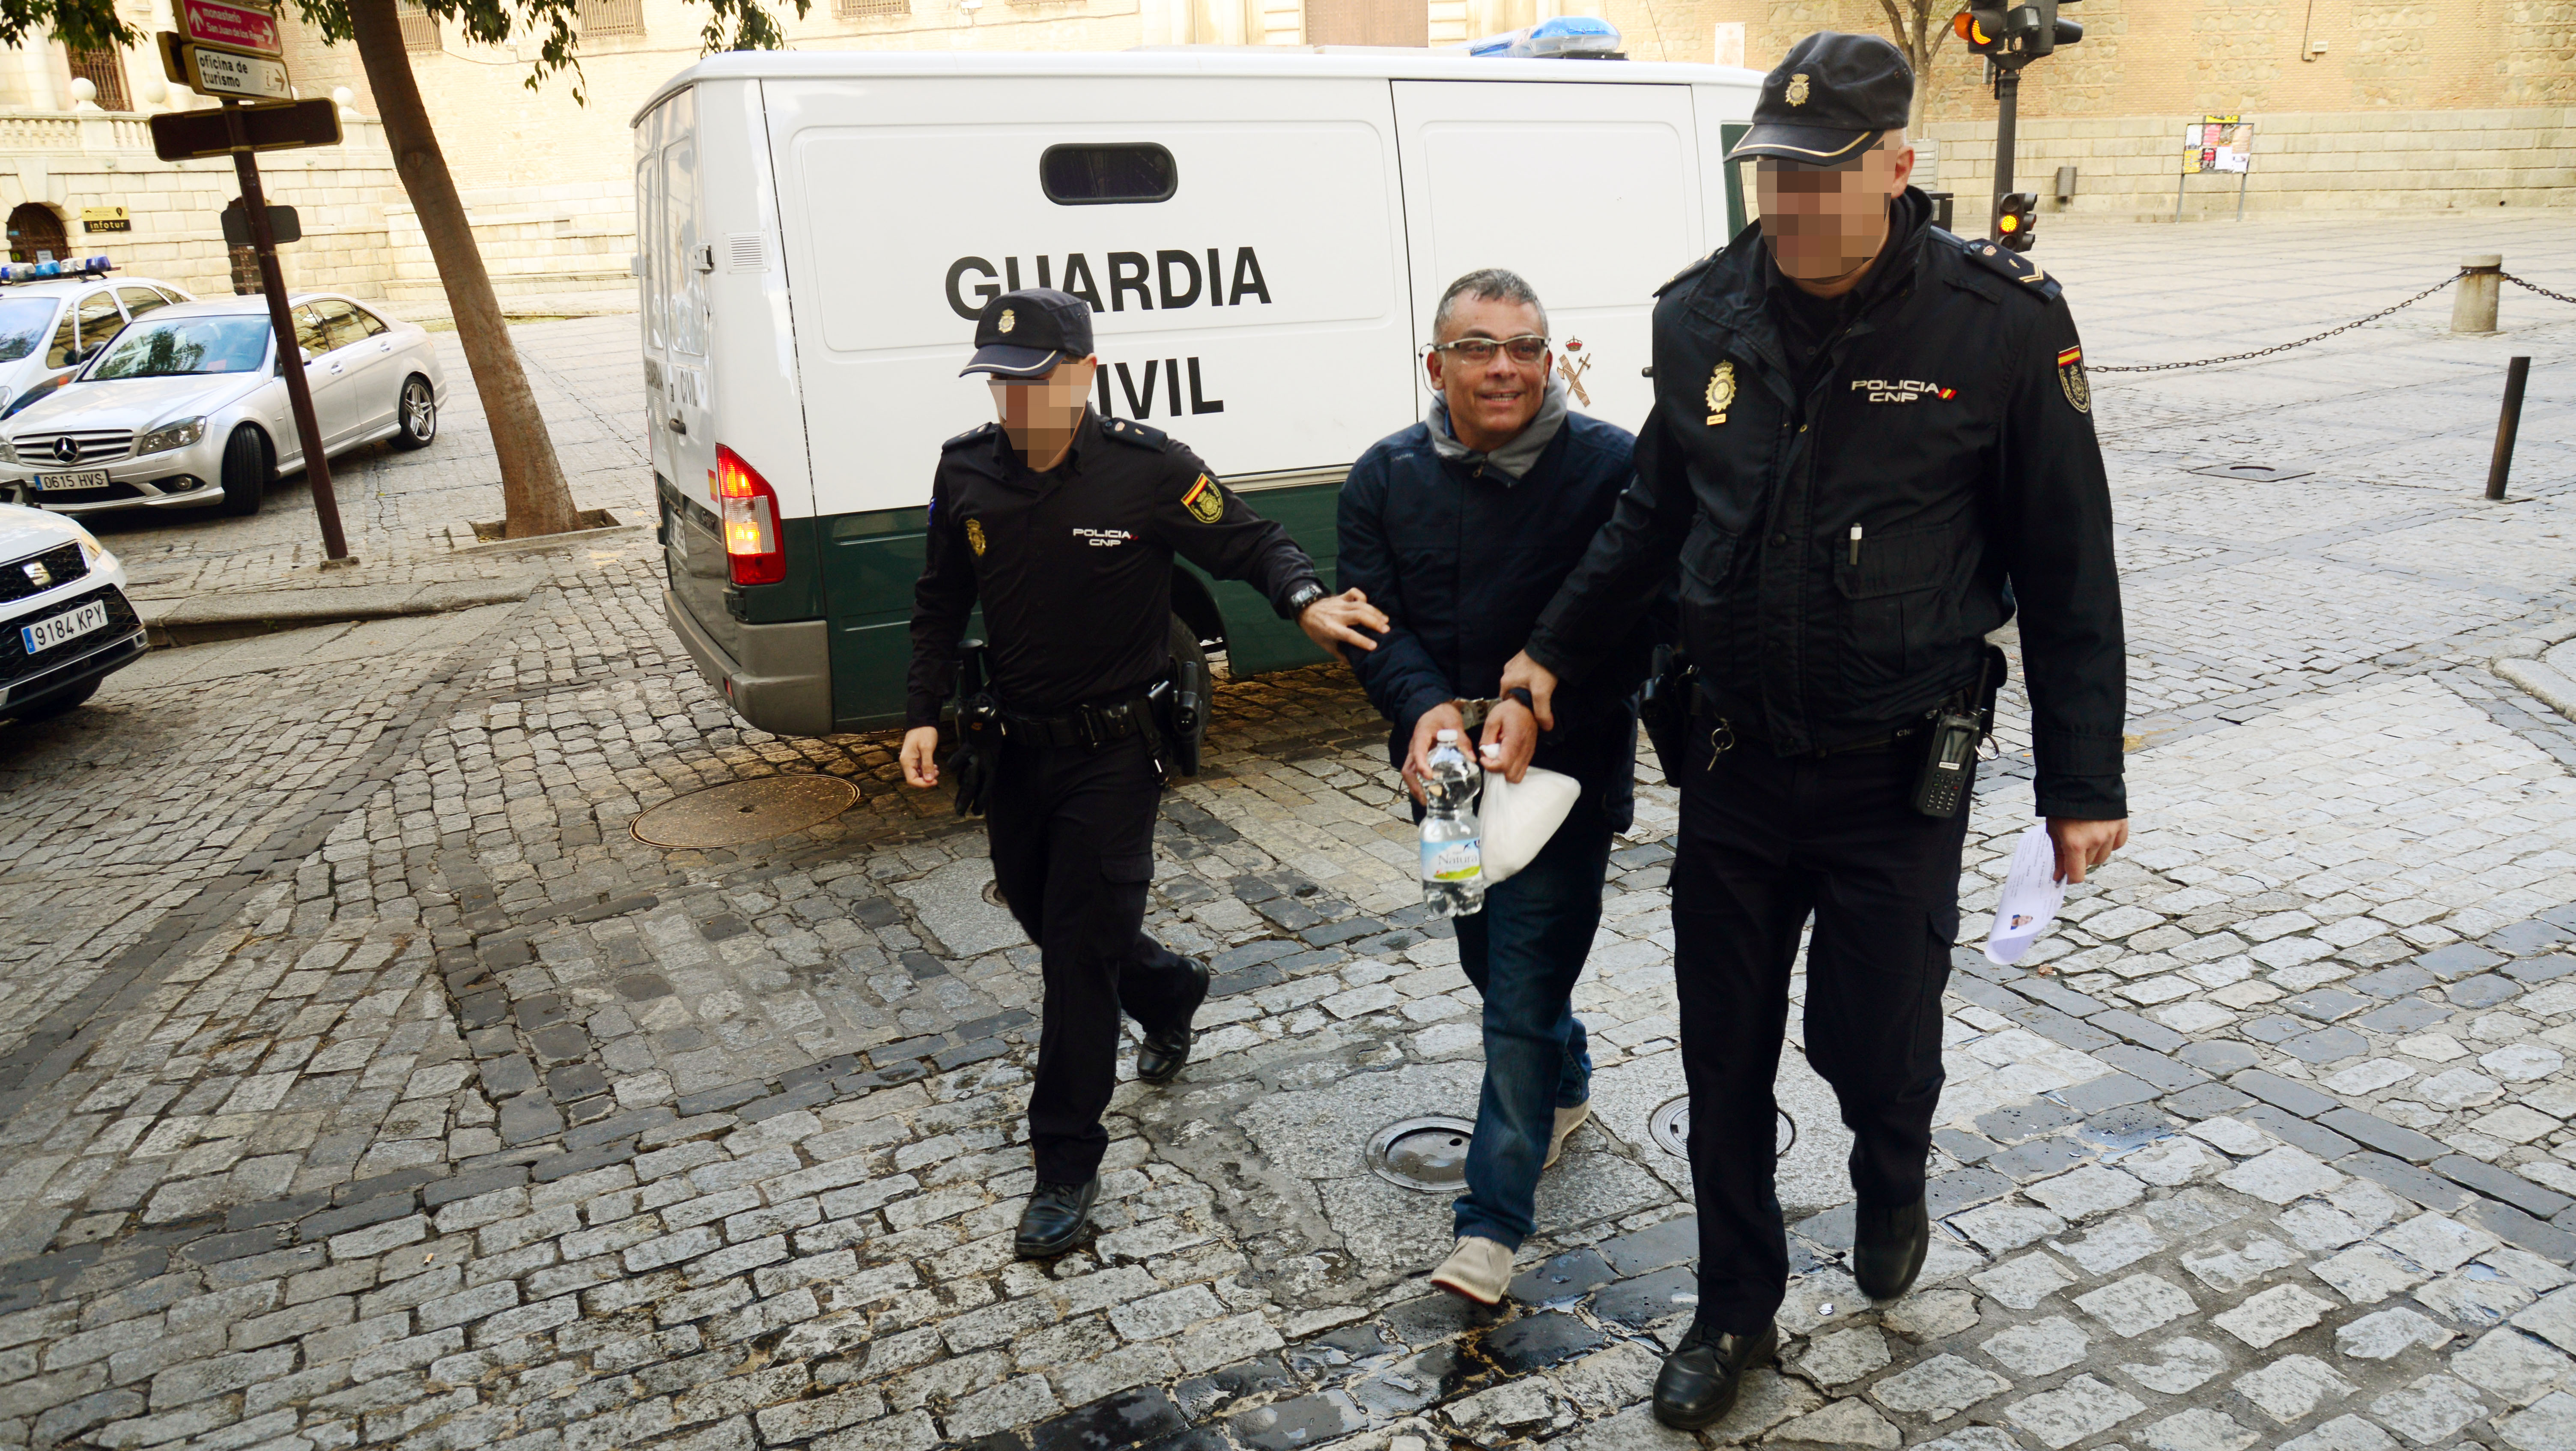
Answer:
[{"left": 4, "top": 211, "right": 2576, "bottom": 1451}]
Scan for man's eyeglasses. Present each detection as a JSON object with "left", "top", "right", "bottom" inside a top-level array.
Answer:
[{"left": 1428, "top": 335, "right": 1550, "bottom": 365}]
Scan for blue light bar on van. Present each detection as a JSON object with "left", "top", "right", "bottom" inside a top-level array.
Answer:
[
  {"left": 1469, "top": 15, "right": 1622, "bottom": 57},
  {"left": 0, "top": 255, "right": 114, "bottom": 284}
]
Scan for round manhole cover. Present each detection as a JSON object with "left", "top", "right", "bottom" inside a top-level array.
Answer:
[
  {"left": 631, "top": 776, "right": 860, "bottom": 850},
  {"left": 1648, "top": 1097, "right": 1794, "bottom": 1159},
  {"left": 1367, "top": 1115, "right": 1476, "bottom": 1191}
]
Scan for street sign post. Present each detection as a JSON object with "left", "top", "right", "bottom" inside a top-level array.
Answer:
[{"left": 144, "top": 89, "right": 352, "bottom": 563}]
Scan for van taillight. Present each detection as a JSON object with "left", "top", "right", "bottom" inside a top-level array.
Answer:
[{"left": 715, "top": 445, "right": 786, "bottom": 586}]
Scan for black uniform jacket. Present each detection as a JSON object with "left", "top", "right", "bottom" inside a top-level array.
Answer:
[
  {"left": 1526, "top": 189, "right": 2128, "bottom": 819},
  {"left": 906, "top": 409, "right": 1322, "bottom": 728}
]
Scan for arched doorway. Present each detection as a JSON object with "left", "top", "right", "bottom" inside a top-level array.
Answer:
[{"left": 6, "top": 204, "right": 66, "bottom": 264}]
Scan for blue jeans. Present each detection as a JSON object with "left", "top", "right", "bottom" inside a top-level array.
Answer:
[{"left": 1450, "top": 796, "right": 1612, "bottom": 1250}]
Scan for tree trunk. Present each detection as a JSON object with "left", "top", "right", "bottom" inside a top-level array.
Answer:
[{"left": 346, "top": 0, "right": 581, "bottom": 538}]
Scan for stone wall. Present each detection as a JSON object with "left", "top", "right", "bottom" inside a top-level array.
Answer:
[
  {"left": 1923, "top": 107, "right": 2576, "bottom": 221},
  {"left": 0, "top": 114, "right": 409, "bottom": 300},
  {"left": 0, "top": 111, "right": 643, "bottom": 313}
]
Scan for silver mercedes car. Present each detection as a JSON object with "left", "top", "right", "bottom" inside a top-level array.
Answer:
[{"left": 0, "top": 293, "right": 445, "bottom": 517}]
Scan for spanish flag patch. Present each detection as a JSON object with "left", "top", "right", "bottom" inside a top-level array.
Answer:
[
  {"left": 1181, "top": 474, "right": 1225, "bottom": 524},
  {"left": 2057, "top": 345, "right": 2083, "bottom": 367}
]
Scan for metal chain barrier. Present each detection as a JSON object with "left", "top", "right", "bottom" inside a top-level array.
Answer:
[
  {"left": 2088, "top": 271, "right": 2466, "bottom": 374},
  {"left": 2507, "top": 272, "right": 2576, "bottom": 308}
]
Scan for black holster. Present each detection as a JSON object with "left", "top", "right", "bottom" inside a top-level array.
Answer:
[
  {"left": 946, "top": 639, "right": 1002, "bottom": 818},
  {"left": 1638, "top": 644, "right": 1696, "bottom": 777},
  {"left": 1154, "top": 657, "right": 1207, "bottom": 779}
]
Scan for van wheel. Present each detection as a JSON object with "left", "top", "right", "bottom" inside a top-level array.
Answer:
[
  {"left": 216, "top": 427, "right": 268, "bottom": 517},
  {"left": 391, "top": 375, "right": 436, "bottom": 450}
]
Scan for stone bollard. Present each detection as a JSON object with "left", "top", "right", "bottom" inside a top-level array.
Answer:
[{"left": 2454, "top": 254, "right": 2503, "bottom": 333}]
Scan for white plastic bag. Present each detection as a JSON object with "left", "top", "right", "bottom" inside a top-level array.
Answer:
[
  {"left": 1476, "top": 765, "right": 1580, "bottom": 886},
  {"left": 1984, "top": 822, "right": 2067, "bottom": 966}
]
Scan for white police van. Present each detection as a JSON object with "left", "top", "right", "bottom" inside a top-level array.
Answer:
[{"left": 637, "top": 40, "right": 1760, "bottom": 735}]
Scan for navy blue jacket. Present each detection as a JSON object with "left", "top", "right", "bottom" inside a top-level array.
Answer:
[{"left": 1337, "top": 412, "right": 1658, "bottom": 830}]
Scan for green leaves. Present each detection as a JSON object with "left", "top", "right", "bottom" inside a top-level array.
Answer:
[{"left": 0, "top": 0, "right": 812, "bottom": 107}]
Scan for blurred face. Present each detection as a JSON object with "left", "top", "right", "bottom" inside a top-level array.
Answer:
[
  {"left": 988, "top": 355, "right": 1097, "bottom": 465},
  {"left": 1756, "top": 137, "right": 1914, "bottom": 289},
  {"left": 1425, "top": 295, "right": 1550, "bottom": 454}
]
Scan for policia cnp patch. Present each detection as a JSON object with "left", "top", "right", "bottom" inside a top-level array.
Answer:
[
  {"left": 2057, "top": 346, "right": 2091, "bottom": 415},
  {"left": 1181, "top": 474, "right": 1225, "bottom": 524}
]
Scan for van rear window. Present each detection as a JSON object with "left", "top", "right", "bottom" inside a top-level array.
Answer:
[{"left": 1041, "top": 145, "right": 1178, "bottom": 206}]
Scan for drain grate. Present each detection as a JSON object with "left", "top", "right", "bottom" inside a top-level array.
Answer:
[
  {"left": 1367, "top": 1115, "right": 1477, "bottom": 1191},
  {"left": 1648, "top": 1097, "right": 1795, "bottom": 1159},
  {"left": 2185, "top": 462, "right": 2314, "bottom": 484},
  {"left": 631, "top": 776, "right": 860, "bottom": 850}
]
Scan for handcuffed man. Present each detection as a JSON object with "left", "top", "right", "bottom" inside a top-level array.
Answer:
[
  {"left": 1337, "top": 269, "right": 1660, "bottom": 1305},
  {"left": 1495, "top": 34, "right": 2128, "bottom": 1428},
  {"left": 902, "top": 287, "right": 1388, "bottom": 1257}
]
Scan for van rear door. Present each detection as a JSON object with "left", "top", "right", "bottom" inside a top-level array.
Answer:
[
  {"left": 763, "top": 74, "right": 1413, "bottom": 724},
  {"left": 1391, "top": 79, "right": 1703, "bottom": 432}
]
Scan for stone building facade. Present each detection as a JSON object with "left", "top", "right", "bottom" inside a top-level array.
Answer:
[{"left": 1591, "top": 0, "right": 2575, "bottom": 218}]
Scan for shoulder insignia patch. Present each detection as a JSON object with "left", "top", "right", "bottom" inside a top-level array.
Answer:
[
  {"left": 1103, "top": 418, "right": 1172, "bottom": 451},
  {"left": 965, "top": 517, "right": 988, "bottom": 555},
  {"left": 1655, "top": 253, "right": 1716, "bottom": 298},
  {"left": 1181, "top": 474, "right": 1226, "bottom": 524},
  {"left": 1953, "top": 237, "right": 2064, "bottom": 303},
  {"left": 941, "top": 422, "right": 997, "bottom": 451},
  {"left": 2057, "top": 345, "right": 2090, "bottom": 414}
]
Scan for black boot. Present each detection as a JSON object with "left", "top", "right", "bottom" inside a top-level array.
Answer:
[
  {"left": 1853, "top": 1195, "right": 1930, "bottom": 1302},
  {"left": 1135, "top": 956, "right": 1211, "bottom": 1086},
  {"left": 1014, "top": 1177, "right": 1100, "bottom": 1258},
  {"left": 1652, "top": 1321, "right": 1777, "bottom": 1431}
]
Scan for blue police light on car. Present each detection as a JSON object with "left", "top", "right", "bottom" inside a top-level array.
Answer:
[
  {"left": 1468, "top": 15, "right": 1623, "bottom": 58},
  {"left": 0, "top": 255, "right": 115, "bottom": 284}
]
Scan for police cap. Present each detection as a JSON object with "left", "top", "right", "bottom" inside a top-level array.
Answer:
[
  {"left": 960, "top": 288, "right": 1094, "bottom": 379},
  {"left": 1725, "top": 32, "right": 1913, "bottom": 167}
]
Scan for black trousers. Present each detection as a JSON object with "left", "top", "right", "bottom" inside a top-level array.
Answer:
[
  {"left": 1671, "top": 731, "right": 1973, "bottom": 1333},
  {"left": 986, "top": 730, "right": 1200, "bottom": 1185}
]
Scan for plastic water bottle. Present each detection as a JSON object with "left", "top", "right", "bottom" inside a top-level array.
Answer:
[{"left": 1420, "top": 730, "right": 1486, "bottom": 918}]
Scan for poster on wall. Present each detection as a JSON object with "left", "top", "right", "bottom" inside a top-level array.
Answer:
[{"left": 2181, "top": 116, "right": 2253, "bottom": 174}]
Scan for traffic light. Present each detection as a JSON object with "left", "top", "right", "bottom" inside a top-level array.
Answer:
[
  {"left": 1994, "top": 192, "right": 2038, "bottom": 251},
  {"left": 2024, "top": 0, "right": 2083, "bottom": 58},
  {"left": 1952, "top": 5, "right": 2005, "bottom": 59},
  {"left": 1956, "top": 0, "right": 2080, "bottom": 62}
]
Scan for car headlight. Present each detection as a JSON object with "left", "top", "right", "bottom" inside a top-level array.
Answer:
[{"left": 135, "top": 416, "right": 207, "bottom": 456}]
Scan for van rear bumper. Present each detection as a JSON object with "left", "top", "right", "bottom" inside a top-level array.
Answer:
[{"left": 664, "top": 589, "right": 835, "bottom": 737}]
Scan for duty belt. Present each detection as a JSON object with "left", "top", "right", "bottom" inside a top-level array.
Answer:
[
  {"left": 1689, "top": 680, "right": 1963, "bottom": 759},
  {"left": 1002, "top": 692, "right": 1157, "bottom": 750}
]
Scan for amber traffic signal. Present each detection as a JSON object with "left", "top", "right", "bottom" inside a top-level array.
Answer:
[{"left": 1994, "top": 192, "right": 2039, "bottom": 251}]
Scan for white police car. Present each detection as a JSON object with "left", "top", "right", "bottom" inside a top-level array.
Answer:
[
  {"left": 0, "top": 257, "right": 194, "bottom": 421},
  {"left": 0, "top": 499, "right": 143, "bottom": 721}
]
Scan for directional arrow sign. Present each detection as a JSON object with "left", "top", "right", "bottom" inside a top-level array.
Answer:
[
  {"left": 189, "top": 47, "right": 291, "bottom": 101},
  {"left": 181, "top": 0, "right": 282, "bottom": 57}
]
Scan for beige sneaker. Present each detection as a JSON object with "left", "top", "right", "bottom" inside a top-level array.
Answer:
[
  {"left": 1545, "top": 1099, "right": 1592, "bottom": 1169},
  {"left": 1430, "top": 1236, "right": 1515, "bottom": 1305}
]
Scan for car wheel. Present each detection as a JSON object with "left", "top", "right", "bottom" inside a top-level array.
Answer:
[
  {"left": 391, "top": 375, "right": 436, "bottom": 450},
  {"left": 15, "top": 677, "right": 99, "bottom": 719},
  {"left": 217, "top": 426, "right": 268, "bottom": 517}
]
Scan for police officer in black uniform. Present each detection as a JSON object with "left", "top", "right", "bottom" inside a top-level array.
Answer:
[
  {"left": 903, "top": 288, "right": 1390, "bottom": 1257},
  {"left": 1493, "top": 34, "right": 2129, "bottom": 1427}
]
